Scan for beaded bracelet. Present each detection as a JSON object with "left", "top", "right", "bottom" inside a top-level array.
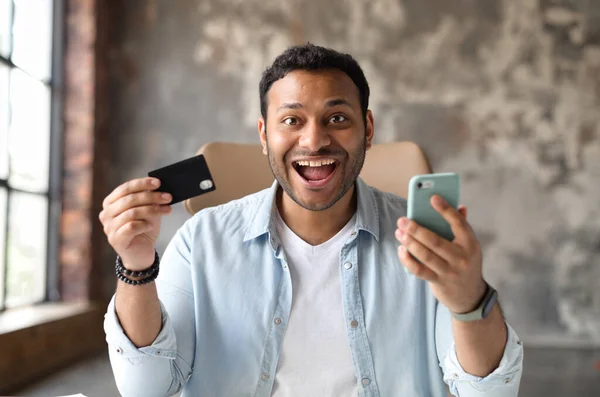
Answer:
[
  {"left": 115, "top": 251, "right": 160, "bottom": 285},
  {"left": 116, "top": 270, "right": 159, "bottom": 285}
]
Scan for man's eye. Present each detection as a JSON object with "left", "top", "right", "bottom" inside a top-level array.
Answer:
[
  {"left": 283, "top": 117, "right": 298, "bottom": 126},
  {"left": 330, "top": 115, "right": 347, "bottom": 124}
]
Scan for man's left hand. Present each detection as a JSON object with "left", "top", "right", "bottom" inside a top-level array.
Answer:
[{"left": 395, "top": 195, "right": 487, "bottom": 314}]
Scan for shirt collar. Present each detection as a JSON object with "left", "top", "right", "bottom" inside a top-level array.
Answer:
[
  {"left": 243, "top": 177, "right": 380, "bottom": 243},
  {"left": 243, "top": 180, "right": 280, "bottom": 243},
  {"left": 354, "top": 177, "right": 380, "bottom": 241}
]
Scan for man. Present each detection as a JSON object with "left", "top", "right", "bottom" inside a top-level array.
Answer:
[{"left": 101, "top": 44, "right": 523, "bottom": 397}]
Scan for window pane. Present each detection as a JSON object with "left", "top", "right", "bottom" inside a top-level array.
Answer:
[
  {"left": 0, "top": 187, "right": 6, "bottom": 309},
  {"left": 5, "top": 190, "right": 47, "bottom": 308},
  {"left": 12, "top": 0, "right": 52, "bottom": 81},
  {"left": 8, "top": 68, "right": 50, "bottom": 192},
  {"left": 0, "top": 63, "right": 8, "bottom": 179},
  {"left": 0, "top": 0, "right": 11, "bottom": 58}
]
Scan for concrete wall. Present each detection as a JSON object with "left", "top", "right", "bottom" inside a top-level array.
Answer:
[{"left": 103, "top": 0, "right": 600, "bottom": 346}]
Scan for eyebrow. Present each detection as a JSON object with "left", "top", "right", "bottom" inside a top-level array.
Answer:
[
  {"left": 326, "top": 98, "right": 352, "bottom": 108},
  {"left": 278, "top": 102, "right": 303, "bottom": 111},
  {"left": 277, "top": 98, "right": 353, "bottom": 112}
]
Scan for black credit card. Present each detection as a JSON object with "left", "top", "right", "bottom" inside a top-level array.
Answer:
[{"left": 148, "top": 154, "right": 216, "bottom": 205}]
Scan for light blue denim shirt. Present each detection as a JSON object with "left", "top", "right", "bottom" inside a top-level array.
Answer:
[{"left": 104, "top": 179, "right": 523, "bottom": 397}]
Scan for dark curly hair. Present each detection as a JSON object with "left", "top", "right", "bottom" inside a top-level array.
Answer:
[{"left": 259, "top": 43, "right": 370, "bottom": 122}]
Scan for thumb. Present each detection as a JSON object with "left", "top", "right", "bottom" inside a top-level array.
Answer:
[{"left": 458, "top": 205, "right": 468, "bottom": 218}]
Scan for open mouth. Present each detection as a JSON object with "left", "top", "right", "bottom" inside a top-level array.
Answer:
[{"left": 292, "top": 158, "right": 338, "bottom": 185}]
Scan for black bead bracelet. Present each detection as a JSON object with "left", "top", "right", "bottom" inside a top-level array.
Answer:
[
  {"left": 115, "top": 251, "right": 160, "bottom": 285},
  {"left": 116, "top": 270, "right": 159, "bottom": 285}
]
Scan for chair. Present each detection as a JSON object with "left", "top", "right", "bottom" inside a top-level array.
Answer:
[{"left": 184, "top": 141, "right": 432, "bottom": 215}]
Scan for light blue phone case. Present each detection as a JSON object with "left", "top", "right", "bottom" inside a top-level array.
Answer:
[{"left": 407, "top": 172, "right": 460, "bottom": 241}]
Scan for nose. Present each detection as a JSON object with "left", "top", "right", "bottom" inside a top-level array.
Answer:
[{"left": 298, "top": 121, "right": 331, "bottom": 152}]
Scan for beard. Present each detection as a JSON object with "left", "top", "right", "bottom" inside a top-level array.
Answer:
[{"left": 266, "top": 135, "right": 367, "bottom": 212}]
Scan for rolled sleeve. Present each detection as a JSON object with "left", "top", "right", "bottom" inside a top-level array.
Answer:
[
  {"left": 104, "top": 295, "right": 177, "bottom": 362},
  {"left": 103, "top": 223, "right": 196, "bottom": 397},
  {"left": 103, "top": 295, "right": 192, "bottom": 397},
  {"left": 443, "top": 322, "right": 524, "bottom": 396}
]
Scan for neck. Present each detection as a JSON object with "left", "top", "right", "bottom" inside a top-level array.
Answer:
[{"left": 277, "top": 184, "right": 357, "bottom": 246}]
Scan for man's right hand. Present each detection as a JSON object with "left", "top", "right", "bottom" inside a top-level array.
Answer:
[{"left": 99, "top": 177, "right": 173, "bottom": 271}]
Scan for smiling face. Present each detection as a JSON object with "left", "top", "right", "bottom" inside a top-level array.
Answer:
[{"left": 258, "top": 69, "right": 374, "bottom": 212}]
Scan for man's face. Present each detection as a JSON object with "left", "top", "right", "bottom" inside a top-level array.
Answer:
[{"left": 258, "top": 69, "right": 374, "bottom": 211}]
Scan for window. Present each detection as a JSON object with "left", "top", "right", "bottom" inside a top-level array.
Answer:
[{"left": 0, "top": 0, "right": 60, "bottom": 310}]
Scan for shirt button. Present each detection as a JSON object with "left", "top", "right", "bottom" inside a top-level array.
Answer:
[
  {"left": 350, "top": 320, "right": 359, "bottom": 328},
  {"left": 351, "top": 231, "right": 357, "bottom": 237},
  {"left": 452, "top": 373, "right": 459, "bottom": 379},
  {"left": 344, "top": 262, "right": 353, "bottom": 270},
  {"left": 361, "top": 377, "right": 370, "bottom": 386},
  {"left": 274, "top": 318, "right": 282, "bottom": 325},
  {"left": 115, "top": 347, "right": 123, "bottom": 354},
  {"left": 262, "top": 372, "right": 269, "bottom": 380},
  {"left": 504, "top": 377, "right": 511, "bottom": 384},
  {"left": 156, "top": 350, "right": 162, "bottom": 355}
]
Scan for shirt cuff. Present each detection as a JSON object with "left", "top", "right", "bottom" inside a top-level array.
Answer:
[
  {"left": 103, "top": 295, "right": 178, "bottom": 361},
  {"left": 443, "top": 321, "right": 524, "bottom": 393}
]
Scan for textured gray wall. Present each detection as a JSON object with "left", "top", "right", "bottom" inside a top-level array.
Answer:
[{"left": 105, "top": 0, "right": 600, "bottom": 346}]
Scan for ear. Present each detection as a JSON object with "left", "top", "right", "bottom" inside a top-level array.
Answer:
[
  {"left": 258, "top": 117, "right": 268, "bottom": 155},
  {"left": 365, "top": 110, "right": 374, "bottom": 150}
]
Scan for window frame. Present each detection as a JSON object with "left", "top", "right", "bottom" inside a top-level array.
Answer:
[{"left": 0, "top": 0, "right": 64, "bottom": 311}]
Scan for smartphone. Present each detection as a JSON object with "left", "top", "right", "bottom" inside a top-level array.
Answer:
[
  {"left": 148, "top": 154, "right": 216, "bottom": 205},
  {"left": 407, "top": 172, "right": 460, "bottom": 241}
]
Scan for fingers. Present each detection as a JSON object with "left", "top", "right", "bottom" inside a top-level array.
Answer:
[
  {"left": 430, "top": 195, "right": 467, "bottom": 230},
  {"left": 102, "top": 177, "right": 161, "bottom": 209},
  {"left": 430, "top": 195, "right": 474, "bottom": 245},
  {"left": 397, "top": 245, "right": 437, "bottom": 281},
  {"left": 396, "top": 217, "right": 462, "bottom": 264},
  {"left": 101, "top": 190, "right": 172, "bottom": 220},
  {"left": 103, "top": 204, "right": 170, "bottom": 248},
  {"left": 108, "top": 204, "right": 170, "bottom": 234},
  {"left": 112, "top": 220, "right": 154, "bottom": 248},
  {"left": 396, "top": 227, "right": 452, "bottom": 277}
]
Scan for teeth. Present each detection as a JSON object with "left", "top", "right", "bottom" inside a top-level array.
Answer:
[{"left": 295, "top": 159, "right": 335, "bottom": 167}]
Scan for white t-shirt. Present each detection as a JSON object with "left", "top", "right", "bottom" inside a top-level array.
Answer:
[{"left": 271, "top": 210, "right": 359, "bottom": 397}]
